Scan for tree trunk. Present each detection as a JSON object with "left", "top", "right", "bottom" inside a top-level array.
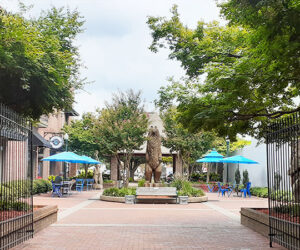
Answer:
[
  {"left": 123, "top": 154, "right": 132, "bottom": 188},
  {"left": 206, "top": 163, "right": 210, "bottom": 183},
  {"left": 84, "top": 164, "right": 88, "bottom": 179}
]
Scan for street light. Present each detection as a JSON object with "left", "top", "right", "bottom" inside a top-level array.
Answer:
[
  {"left": 64, "top": 133, "right": 69, "bottom": 151},
  {"left": 63, "top": 133, "right": 69, "bottom": 179},
  {"left": 226, "top": 137, "right": 230, "bottom": 183}
]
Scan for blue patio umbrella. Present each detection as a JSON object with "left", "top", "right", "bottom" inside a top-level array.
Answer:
[
  {"left": 196, "top": 149, "right": 224, "bottom": 163},
  {"left": 196, "top": 149, "right": 224, "bottom": 182},
  {"left": 219, "top": 155, "right": 259, "bottom": 165},
  {"left": 80, "top": 155, "right": 101, "bottom": 165},
  {"left": 42, "top": 151, "right": 89, "bottom": 164}
]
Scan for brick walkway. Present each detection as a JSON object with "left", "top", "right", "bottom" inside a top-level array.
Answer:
[{"left": 13, "top": 191, "right": 285, "bottom": 250}]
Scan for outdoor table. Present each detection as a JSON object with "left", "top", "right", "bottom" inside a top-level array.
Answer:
[{"left": 61, "top": 181, "right": 72, "bottom": 195}]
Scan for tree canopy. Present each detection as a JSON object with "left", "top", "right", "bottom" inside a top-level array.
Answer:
[
  {"left": 65, "top": 90, "right": 149, "bottom": 186},
  {"left": 0, "top": 6, "right": 84, "bottom": 119},
  {"left": 147, "top": 1, "right": 300, "bottom": 139}
]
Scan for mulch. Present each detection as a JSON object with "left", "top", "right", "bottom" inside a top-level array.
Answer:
[{"left": 257, "top": 208, "right": 300, "bottom": 224}]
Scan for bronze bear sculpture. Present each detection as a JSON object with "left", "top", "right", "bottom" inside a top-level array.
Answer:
[{"left": 145, "top": 126, "right": 162, "bottom": 183}]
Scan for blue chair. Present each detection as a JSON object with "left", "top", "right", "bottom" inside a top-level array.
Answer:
[
  {"left": 217, "top": 182, "right": 229, "bottom": 197},
  {"left": 207, "top": 184, "right": 214, "bottom": 192},
  {"left": 86, "top": 179, "right": 94, "bottom": 191},
  {"left": 76, "top": 179, "right": 84, "bottom": 192},
  {"left": 228, "top": 183, "right": 235, "bottom": 197},
  {"left": 51, "top": 182, "right": 62, "bottom": 197},
  {"left": 240, "top": 182, "right": 251, "bottom": 198}
]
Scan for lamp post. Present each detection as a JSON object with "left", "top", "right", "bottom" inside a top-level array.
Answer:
[
  {"left": 63, "top": 133, "right": 69, "bottom": 179},
  {"left": 226, "top": 138, "right": 230, "bottom": 183}
]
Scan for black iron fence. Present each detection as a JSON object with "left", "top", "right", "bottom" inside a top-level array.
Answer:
[
  {"left": 266, "top": 113, "right": 300, "bottom": 249},
  {"left": 0, "top": 103, "right": 33, "bottom": 249}
]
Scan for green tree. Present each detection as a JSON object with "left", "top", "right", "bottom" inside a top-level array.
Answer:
[
  {"left": 94, "top": 90, "right": 149, "bottom": 187},
  {"left": 161, "top": 107, "right": 216, "bottom": 178},
  {"left": 0, "top": 6, "right": 85, "bottom": 119},
  {"left": 147, "top": 2, "right": 300, "bottom": 139},
  {"left": 64, "top": 113, "right": 100, "bottom": 178}
]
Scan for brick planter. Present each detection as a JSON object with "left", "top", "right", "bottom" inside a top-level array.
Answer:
[
  {"left": 240, "top": 208, "right": 269, "bottom": 237},
  {"left": 33, "top": 205, "right": 58, "bottom": 233},
  {"left": 241, "top": 207, "right": 299, "bottom": 247},
  {"left": 100, "top": 195, "right": 125, "bottom": 203},
  {"left": 100, "top": 195, "right": 208, "bottom": 203},
  {"left": 1, "top": 205, "right": 58, "bottom": 249}
]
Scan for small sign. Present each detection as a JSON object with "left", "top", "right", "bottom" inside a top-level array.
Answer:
[{"left": 50, "top": 136, "right": 64, "bottom": 149}]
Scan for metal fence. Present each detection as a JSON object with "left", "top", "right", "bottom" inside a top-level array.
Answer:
[
  {"left": 0, "top": 104, "right": 33, "bottom": 249},
  {"left": 266, "top": 113, "right": 300, "bottom": 249}
]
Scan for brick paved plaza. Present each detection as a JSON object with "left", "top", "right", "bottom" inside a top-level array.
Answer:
[{"left": 13, "top": 191, "right": 285, "bottom": 250}]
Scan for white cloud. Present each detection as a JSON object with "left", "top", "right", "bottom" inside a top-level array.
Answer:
[{"left": 2, "top": 0, "right": 223, "bottom": 115}]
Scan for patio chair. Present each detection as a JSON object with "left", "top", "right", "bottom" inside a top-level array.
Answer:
[
  {"left": 51, "top": 182, "right": 62, "bottom": 197},
  {"left": 217, "top": 182, "right": 229, "bottom": 197},
  {"left": 228, "top": 183, "right": 235, "bottom": 197},
  {"left": 207, "top": 184, "right": 214, "bottom": 192},
  {"left": 240, "top": 182, "right": 251, "bottom": 198},
  {"left": 86, "top": 179, "right": 94, "bottom": 191},
  {"left": 76, "top": 179, "right": 84, "bottom": 192}
]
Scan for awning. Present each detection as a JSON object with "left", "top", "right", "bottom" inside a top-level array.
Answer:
[{"left": 31, "top": 130, "right": 51, "bottom": 148}]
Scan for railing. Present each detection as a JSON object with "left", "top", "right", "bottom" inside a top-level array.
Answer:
[
  {"left": 0, "top": 103, "right": 33, "bottom": 249},
  {"left": 266, "top": 113, "right": 300, "bottom": 249}
]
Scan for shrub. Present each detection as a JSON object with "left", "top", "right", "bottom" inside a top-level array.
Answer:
[
  {"left": 0, "top": 201, "right": 31, "bottom": 211},
  {"left": 128, "top": 177, "right": 134, "bottom": 182},
  {"left": 72, "top": 170, "right": 94, "bottom": 179},
  {"left": 103, "top": 180, "right": 113, "bottom": 183},
  {"left": 235, "top": 167, "right": 241, "bottom": 185},
  {"left": 189, "top": 173, "right": 221, "bottom": 182},
  {"left": 250, "top": 187, "right": 268, "bottom": 198},
  {"left": 48, "top": 175, "right": 56, "bottom": 182},
  {"left": 103, "top": 187, "right": 136, "bottom": 197},
  {"left": 172, "top": 177, "right": 205, "bottom": 197},
  {"left": 138, "top": 179, "right": 146, "bottom": 187},
  {"left": 242, "top": 169, "right": 249, "bottom": 187},
  {"left": 32, "top": 179, "right": 52, "bottom": 195}
]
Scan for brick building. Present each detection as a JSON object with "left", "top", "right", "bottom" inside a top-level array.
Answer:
[{"left": 32, "top": 110, "right": 79, "bottom": 179}]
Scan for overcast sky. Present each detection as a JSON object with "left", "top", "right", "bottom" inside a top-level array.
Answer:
[{"left": 2, "top": 0, "right": 224, "bottom": 115}]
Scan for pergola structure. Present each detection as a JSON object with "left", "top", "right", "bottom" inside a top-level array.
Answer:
[{"left": 110, "top": 112, "right": 183, "bottom": 181}]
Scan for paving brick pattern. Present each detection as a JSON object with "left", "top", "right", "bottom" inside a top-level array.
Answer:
[{"left": 13, "top": 191, "right": 285, "bottom": 250}]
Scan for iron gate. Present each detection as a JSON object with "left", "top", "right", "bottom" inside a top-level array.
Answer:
[
  {"left": 266, "top": 113, "right": 300, "bottom": 249},
  {"left": 0, "top": 104, "right": 33, "bottom": 249}
]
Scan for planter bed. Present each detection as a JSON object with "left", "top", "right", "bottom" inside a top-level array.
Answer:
[
  {"left": 241, "top": 207, "right": 299, "bottom": 247},
  {"left": 192, "top": 183, "right": 218, "bottom": 192},
  {"left": 0, "top": 205, "right": 58, "bottom": 249},
  {"left": 100, "top": 195, "right": 208, "bottom": 203}
]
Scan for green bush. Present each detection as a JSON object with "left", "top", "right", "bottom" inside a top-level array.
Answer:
[
  {"left": 172, "top": 177, "right": 205, "bottom": 197},
  {"left": 103, "top": 187, "right": 136, "bottom": 197},
  {"left": 138, "top": 179, "right": 146, "bottom": 187},
  {"left": 190, "top": 173, "right": 221, "bottom": 182},
  {"left": 235, "top": 167, "right": 241, "bottom": 185},
  {"left": 75, "top": 169, "right": 94, "bottom": 179},
  {"left": 242, "top": 169, "right": 249, "bottom": 187},
  {"left": 103, "top": 180, "right": 113, "bottom": 183},
  {"left": 0, "top": 200, "right": 31, "bottom": 211},
  {"left": 48, "top": 175, "right": 56, "bottom": 182},
  {"left": 128, "top": 177, "right": 134, "bottom": 182},
  {"left": 250, "top": 187, "right": 268, "bottom": 198},
  {"left": 32, "top": 179, "right": 52, "bottom": 195}
]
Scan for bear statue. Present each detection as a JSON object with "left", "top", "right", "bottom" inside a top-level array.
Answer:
[{"left": 145, "top": 126, "right": 162, "bottom": 183}]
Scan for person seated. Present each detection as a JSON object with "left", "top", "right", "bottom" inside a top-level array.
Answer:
[{"left": 54, "top": 175, "right": 63, "bottom": 184}]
